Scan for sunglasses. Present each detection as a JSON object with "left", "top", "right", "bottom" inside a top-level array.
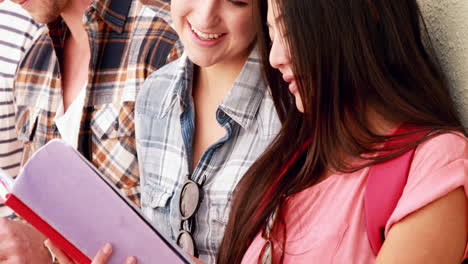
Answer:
[
  {"left": 258, "top": 206, "right": 280, "bottom": 264},
  {"left": 176, "top": 175, "right": 204, "bottom": 257}
]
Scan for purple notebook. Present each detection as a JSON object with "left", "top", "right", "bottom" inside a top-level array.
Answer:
[{"left": 13, "top": 139, "right": 191, "bottom": 264}]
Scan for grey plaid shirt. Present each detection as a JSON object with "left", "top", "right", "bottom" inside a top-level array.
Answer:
[{"left": 135, "top": 47, "right": 281, "bottom": 263}]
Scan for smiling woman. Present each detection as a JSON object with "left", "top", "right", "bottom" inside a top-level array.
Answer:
[
  {"left": 132, "top": 0, "right": 282, "bottom": 263},
  {"left": 171, "top": 0, "right": 257, "bottom": 68},
  {"left": 87, "top": 1, "right": 278, "bottom": 264}
]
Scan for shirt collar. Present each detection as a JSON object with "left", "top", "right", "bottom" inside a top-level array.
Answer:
[
  {"left": 171, "top": 53, "right": 194, "bottom": 109},
  {"left": 141, "top": 0, "right": 173, "bottom": 26},
  {"left": 164, "top": 46, "right": 265, "bottom": 130},
  {"left": 90, "top": 0, "right": 133, "bottom": 33},
  {"left": 219, "top": 46, "right": 265, "bottom": 130},
  {"left": 47, "top": 0, "right": 132, "bottom": 35}
]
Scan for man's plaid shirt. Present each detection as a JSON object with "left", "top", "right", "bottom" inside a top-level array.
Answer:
[{"left": 14, "top": 0, "right": 180, "bottom": 205}]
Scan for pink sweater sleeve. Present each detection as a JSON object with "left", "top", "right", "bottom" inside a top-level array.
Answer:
[{"left": 384, "top": 132, "right": 468, "bottom": 256}]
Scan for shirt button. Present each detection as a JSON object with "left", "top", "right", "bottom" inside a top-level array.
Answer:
[
  {"left": 217, "top": 110, "right": 226, "bottom": 119},
  {"left": 84, "top": 6, "right": 95, "bottom": 20}
]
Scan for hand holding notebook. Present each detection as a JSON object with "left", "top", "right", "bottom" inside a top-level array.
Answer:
[{"left": 0, "top": 139, "right": 192, "bottom": 264}]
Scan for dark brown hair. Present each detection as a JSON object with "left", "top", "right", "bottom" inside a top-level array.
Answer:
[{"left": 217, "top": 0, "right": 465, "bottom": 263}]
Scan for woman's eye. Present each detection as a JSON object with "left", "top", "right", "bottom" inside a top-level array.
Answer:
[{"left": 228, "top": 0, "right": 248, "bottom": 7}]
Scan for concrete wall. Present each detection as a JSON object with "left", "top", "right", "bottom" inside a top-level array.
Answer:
[{"left": 418, "top": 0, "right": 468, "bottom": 128}]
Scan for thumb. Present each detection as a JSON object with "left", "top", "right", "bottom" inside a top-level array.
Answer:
[{"left": 44, "top": 239, "right": 75, "bottom": 264}]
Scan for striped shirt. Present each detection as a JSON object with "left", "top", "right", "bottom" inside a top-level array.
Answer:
[
  {"left": 136, "top": 47, "right": 282, "bottom": 263},
  {"left": 0, "top": 1, "right": 43, "bottom": 177},
  {"left": 14, "top": 0, "right": 181, "bottom": 206},
  {"left": 0, "top": 2, "right": 43, "bottom": 218}
]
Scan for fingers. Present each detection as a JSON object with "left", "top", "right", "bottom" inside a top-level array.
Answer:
[
  {"left": 182, "top": 251, "right": 203, "bottom": 264},
  {"left": 187, "top": 254, "right": 203, "bottom": 264},
  {"left": 44, "top": 239, "right": 74, "bottom": 264},
  {"left": 91, "top": 243, "right": 112, "bottom": 264},
  {"left": 45, "top": 241, "right": 136, "bottom": 264},
  {"left": 124, "top": 256, "right": 137, "bottom": 264},
  {"left": 91, "top": 243, "right": 136, "bottom": 264}
]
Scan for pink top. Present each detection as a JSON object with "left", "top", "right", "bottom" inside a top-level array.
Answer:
[{"left": 241, "top": 133, "right": 468, "bottom": 263}]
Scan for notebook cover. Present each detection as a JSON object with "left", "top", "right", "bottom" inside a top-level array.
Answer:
[{"left": 11, "top": 139, "right": 191, "bottom": 264}]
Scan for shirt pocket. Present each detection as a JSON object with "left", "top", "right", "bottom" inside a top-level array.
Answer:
[
  {"left": 15, "top": 106, "right": 41, "bottom": 166},
  {"left": 89, "top": 102, "right": 139, "bottom": 192},
  {"left": 90, "top": 102, "right": 135, "bottom": 139},
  {"left": 141, "top": 180, "right": 176, "bottom": 240},
  {"left": 209, "top": 200, "right": 231, "bottom": 250},
  {"left": 16, "top": 106, "right": 37, "bottom": 142}
]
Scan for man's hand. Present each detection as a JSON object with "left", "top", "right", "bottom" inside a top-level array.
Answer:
[
  {"left": 90, "top": 243, "right": 136, "bottom": 264},
  {"left": 0, "top": 218, "right": 51, "bottom": 264},
  {"left": 47, "top": 241, "right": 137, "bottom": 264},
  {"left": 188, "top": 255, "right": 203, "bottom": 264}
]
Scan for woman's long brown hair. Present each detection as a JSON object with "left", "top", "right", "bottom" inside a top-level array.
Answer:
[{"left": 217, "top": 0, "right": 466, "bottom": 263}]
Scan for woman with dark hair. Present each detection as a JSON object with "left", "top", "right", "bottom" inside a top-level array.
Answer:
[{"left": 218, "top": 0, "right": 468, "bottom": 263}]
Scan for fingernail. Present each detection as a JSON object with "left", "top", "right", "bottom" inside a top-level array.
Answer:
[
  {"left": 103, "top": 243, "right": 112, "bottom": 254},
  {"left": 125, "top": 256, "right": 137, "bottom": 264}
]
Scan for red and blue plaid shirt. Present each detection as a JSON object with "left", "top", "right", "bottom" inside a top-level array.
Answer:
[{"left": 14, "top": 0, "right": 181, "bottom": 206}]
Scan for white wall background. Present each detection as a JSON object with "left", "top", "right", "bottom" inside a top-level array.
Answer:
[{"left": 418, "top": 0, "right": 468, "bottom": 128}]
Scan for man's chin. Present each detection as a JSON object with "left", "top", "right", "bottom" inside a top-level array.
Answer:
[{"left": 30, "top": 12, "right": 60, "bottom": 24}]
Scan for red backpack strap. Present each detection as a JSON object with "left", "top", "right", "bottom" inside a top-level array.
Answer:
[
  {"left": 365, "top": 147, "right": 415, "bottom": 255},
  {"left": 365, "top": 125, "right": 425, "bottom": 255}
]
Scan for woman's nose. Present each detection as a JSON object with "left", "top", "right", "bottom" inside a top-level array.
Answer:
[{"left": 269, "top": 39, "right": 289, "bottom": 70}]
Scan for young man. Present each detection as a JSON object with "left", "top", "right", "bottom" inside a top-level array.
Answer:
[
  {"left": 0, "top": 0, "right": 43, "bottom": 218},
  {"left": 0, "top": 1, "right": 42, "bottom": 178},
  {"left": 0, "top": 0, "right": 180, "bottom": 262}
]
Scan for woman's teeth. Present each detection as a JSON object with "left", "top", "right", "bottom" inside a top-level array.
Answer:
[{"left": 191, "top": 25, "right": 222, "bottom": 40}]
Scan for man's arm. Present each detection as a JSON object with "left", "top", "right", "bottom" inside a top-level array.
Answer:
[
  {"left": 0, "top": 1, "right": 42, "bottom": 178},
  {"left": 0, "top": 3, "right": 52, "bottom": 263},
  {"left": 0, "top": 0, "right": 43, "bottom": 219}
]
